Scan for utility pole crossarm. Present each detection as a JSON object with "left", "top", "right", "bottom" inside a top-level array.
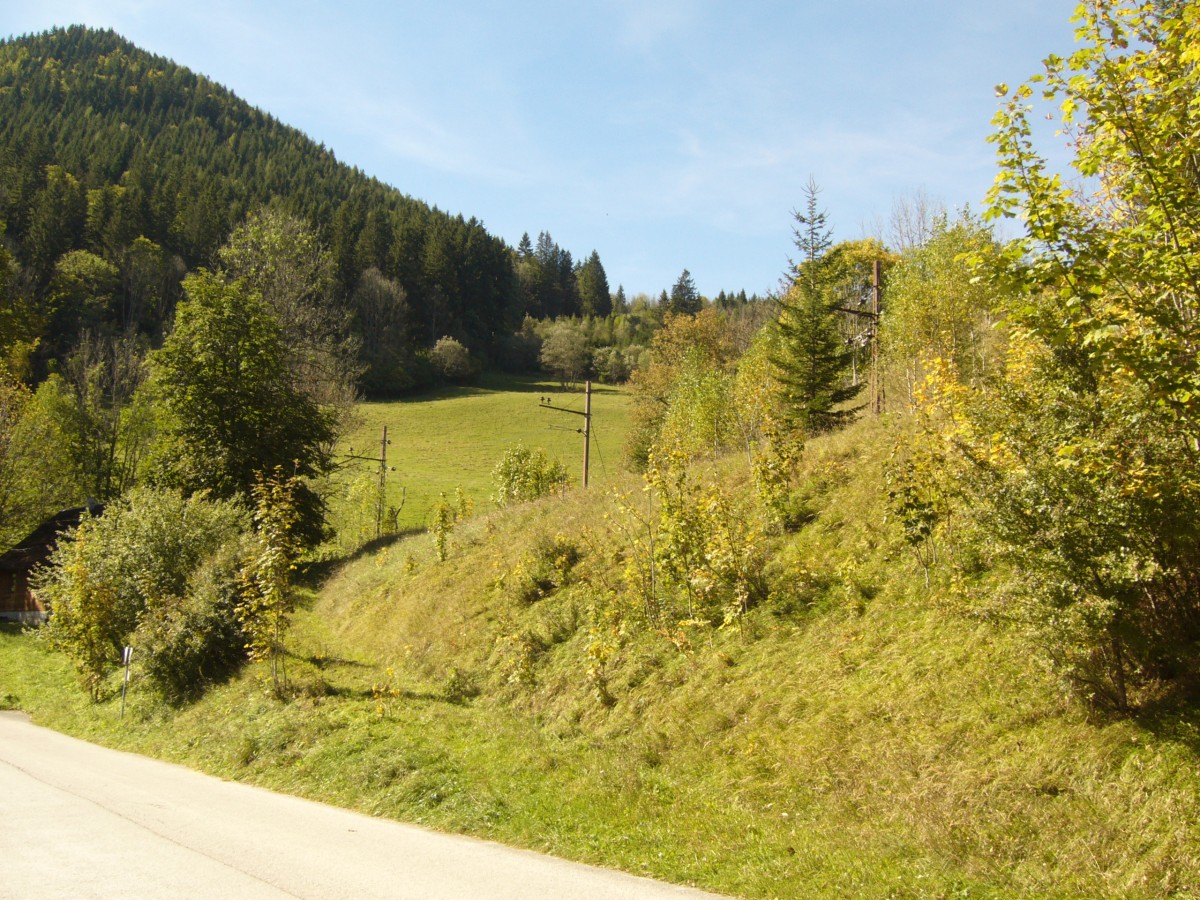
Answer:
[
  {"left": 833, "top": 306, "right": 877, "bottom": 319},
  {"left": 537, "top": 399, "right": 588, "bottom": 416}
]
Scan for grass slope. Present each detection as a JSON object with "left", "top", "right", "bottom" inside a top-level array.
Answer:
[{"left": 2, "top": 402, "right": 1198, "bottom": 898}]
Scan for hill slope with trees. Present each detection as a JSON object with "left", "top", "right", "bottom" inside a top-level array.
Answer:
[{"left": 0, "top": 25, "right": 522, "bottom": 380}]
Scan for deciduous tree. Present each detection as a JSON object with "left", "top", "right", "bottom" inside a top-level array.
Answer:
[
  {"left": 52, "top": 332, "right": 153, "bottom": 501},
  {"left": 880, "top": 214, "right": 1001, "bottom": 405},
  {"left": 0, "top": 373, "right": 33, "bottom": 547},
  {"left": 351, "top": 267, "right": 411, "bottom": 395},
  {"left": 0, "top": 376, "right": 82, "bottom": 546},
  {"left": 0, "top": 238, "right": 39, "bottom": 377},
  {"left": 943, "top": 0, "right": 1200, "bottom": 709},
  {"left": 150, "top": 270, "right": 335, "bottom": 544},
  {"left": 539, "top": 320, "right": 590, "bottom": 386},
  {"left": 625, "top": 309, "right": 739, "bottom": 467},
  {"left": 43, "top": 250, "right": 118, "bottom": 358},
  {"left": 217, "top": 209, "right": 361, "bottom": 412}
]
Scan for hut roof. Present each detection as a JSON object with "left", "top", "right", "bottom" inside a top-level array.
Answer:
[{"left": 0, "top": 501, "right": 103, "bottom": 575}]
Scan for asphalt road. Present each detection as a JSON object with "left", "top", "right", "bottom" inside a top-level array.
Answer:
[{"left": 0, "top": 711, "right": 726, "bottom": 899}]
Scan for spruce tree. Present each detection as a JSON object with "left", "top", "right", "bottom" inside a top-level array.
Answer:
[
  {"left": 668, "top": 269, "right": 701, "bottom": 315},
  {"left": 613, "top": 284, "right": 628, "bottom": 314},
  {"left": 576, "top": 250, "right": 611, "bottom": 317},
  {"left": 771, "top": 180, "right": 861, "bottom": 435}
]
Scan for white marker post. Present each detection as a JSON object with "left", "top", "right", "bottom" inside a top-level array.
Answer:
[{"left": 120, "top": 646, "right": 132, "bottom": 717}]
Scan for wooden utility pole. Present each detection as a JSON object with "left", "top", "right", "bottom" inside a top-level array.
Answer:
[
  {"left": 344, "top": 426, "right": 394, "bottom": 538},
  {"left": 377, "top": 426, "right": 389, "bottom": 535},
  {"left": 835, "top": 259, "right": 884, "bottom": 416},
  {"left": 539, "top": 380, "right": 592, "bottom": 488},
  {"left": 583, "top": 381, "right": 591, "bottom": 488},
  {"left": 872, "top": 259, "right": 882, "bottom": 415}
]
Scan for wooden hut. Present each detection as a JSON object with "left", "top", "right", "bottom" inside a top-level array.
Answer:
[{"left": 0, "top": 502, "right": 102, "bottom": 623}]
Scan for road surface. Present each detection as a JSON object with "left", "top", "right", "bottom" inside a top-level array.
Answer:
[{"left": 0, "top": 711, "right": 726, "bottom": 899}]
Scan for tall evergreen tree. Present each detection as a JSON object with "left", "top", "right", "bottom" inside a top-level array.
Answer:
[
  {"left": 25, "top": 165, "right": 87, "bottom": 286},
  {"left": 576, "top": 250, "right": 611, "bottom": 317},
  {"left": 668, "top": 268, "right": 701, "bottom": 315},
  {"left": 612, "top": 284, "right": 628, "bottom": 315},
  {"left": 771, "top": 180, "right": 861, "bottom": 435}
]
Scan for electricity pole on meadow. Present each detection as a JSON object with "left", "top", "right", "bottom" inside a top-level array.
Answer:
[
  {"left": 538, "top": 381, "right": 592, "bottom": 488},
  {"left": 344, "top": 426, "right": 395, "bottom": 538}
]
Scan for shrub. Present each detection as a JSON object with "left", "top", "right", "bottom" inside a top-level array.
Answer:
[
  {"left": 591, "top": 346, "right": 629, "bottom": 384},
  {"left": 611, "top": 449, "right": 768, "bottom": 631},
  {"left": 133, "top": 541, "right": 248, "bottom": 704},
  {"left": 429, "top": 336, "right": 475, "bottom": 383},
  {"left": 429, "top": 486, "right": 473, "bottom": 562},
  {"left": 508, "top": 533, "right": 582, "bottom": 605},
  {"left": 491, "top": 445, "right": 570, "bottom": 507},
  {"left": 38, "top": 487, "right": 249, "bottom": 701}
]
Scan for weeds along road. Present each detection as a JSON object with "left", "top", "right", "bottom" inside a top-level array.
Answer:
[{"left": 0, "top": 712, "right": 725, "bottom": 899}]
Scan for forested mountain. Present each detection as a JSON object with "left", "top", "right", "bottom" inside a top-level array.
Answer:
[{"left": 0, "top": 25, "right": 534, "bottom": 379}]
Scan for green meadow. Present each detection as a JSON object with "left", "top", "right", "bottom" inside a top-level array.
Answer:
[{"left": 329, "top": 374, "right": 631, "bottom": 537}]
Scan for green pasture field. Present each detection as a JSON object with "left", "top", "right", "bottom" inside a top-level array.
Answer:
[{"left": 327, "top": 374, "right": 631, "bottom": 539}]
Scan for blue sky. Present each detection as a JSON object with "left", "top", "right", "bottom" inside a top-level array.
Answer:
[{"left": 3, "top": 1, "right": 1080, "bottom": 298}]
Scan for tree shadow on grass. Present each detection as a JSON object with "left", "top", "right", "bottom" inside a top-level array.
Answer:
[
  {"left": 1129, "top": 678, "right": 1200, "bottom": 754},
  {"left": 286, "top": 649, "right": 372, "bottom": 671},
  {"left": 298, "top": 529, "right": 423, "bottom": 586},
  {"left": 329, "top": 685, "right": 446, "bottom": 703},
  {"left": 371, "top": 373, "right": 624, "bottom": 405},
  {"left": 281, "top": 673, "right": 447, "bottom": 705},
  {"left": 389, "top": 383, "right": 493, "bottom": 404},
  {"left": 281, "top": 650, "right": 456, "bottom": 705}
]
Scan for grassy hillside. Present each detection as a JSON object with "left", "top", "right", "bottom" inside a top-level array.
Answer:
[
  {"left": 3, "top": 397, "right": 1198, "bottom": 898},
  {"left": 328, "top": 373, "right": 630, "bottom": 537}
]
